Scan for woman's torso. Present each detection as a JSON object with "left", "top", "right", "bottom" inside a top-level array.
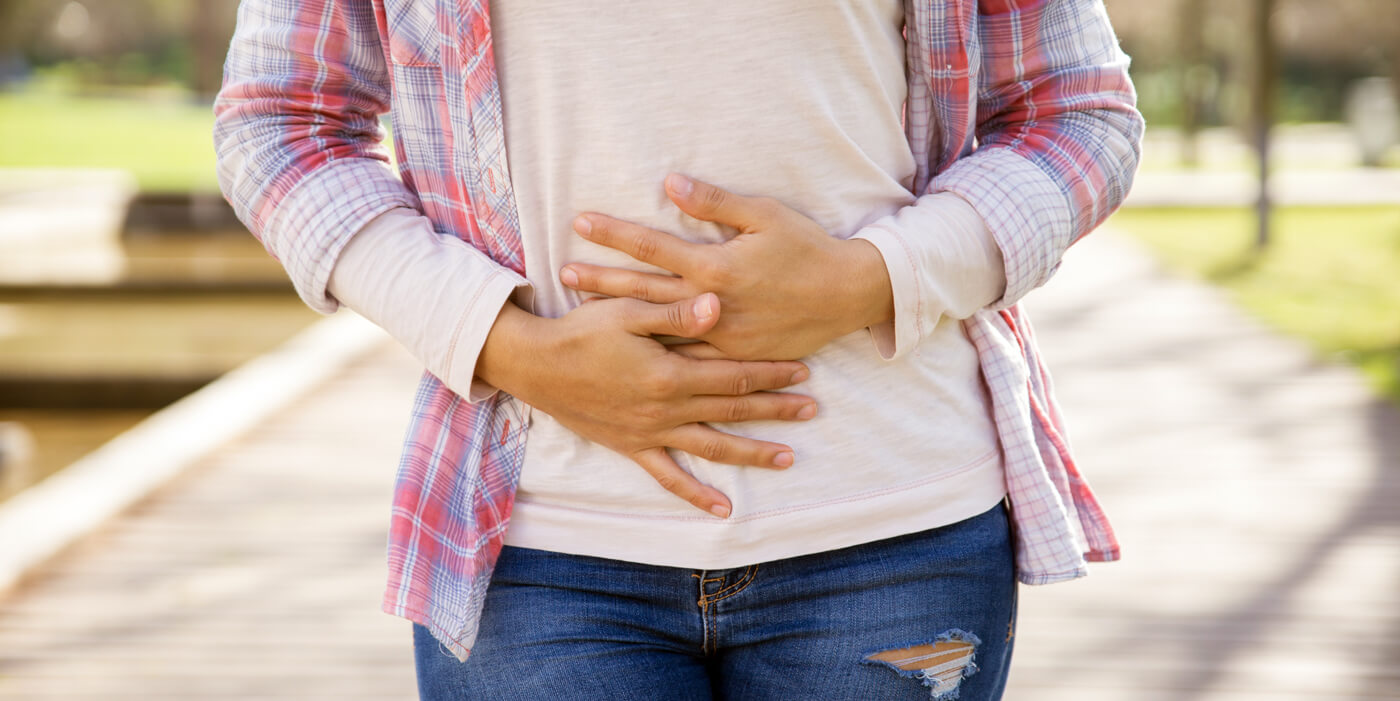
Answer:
[{"left": 494, "top": 0, "right": 1005, "bottom": 567}]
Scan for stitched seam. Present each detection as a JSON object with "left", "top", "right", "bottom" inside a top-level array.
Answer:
[
  {"left": 441, "top": 271, "right": 502, "bottom": 385},
  {"left": 896, "top": 230, "right": 926, "bottom": 355},
  {"left": 693, "top": 573, "right": 712, "bottom": 655},
  {"left": 709, "top": 565, "right": 758, "bottom": 604},
  {"left": 867, "top": 223, "right": 926, "bottom": 357},
  {"left": 711, "top": 562, "right": 756, "bottom": 601},
  {"left": 707, "top": 601, "right": 718, "bottom": 655}
]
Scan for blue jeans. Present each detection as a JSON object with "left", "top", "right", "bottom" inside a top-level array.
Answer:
[{"left": 414, "top": 503, "right": 1016, "bottom": 700}]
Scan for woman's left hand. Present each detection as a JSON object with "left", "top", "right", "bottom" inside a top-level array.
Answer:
[{"left": 562, "top": 174, "right": 893, "bottom": 361}]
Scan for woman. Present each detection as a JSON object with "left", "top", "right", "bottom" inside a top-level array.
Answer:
[{"left": 215, "top": 1, "right": 1140, "bottom": 698}]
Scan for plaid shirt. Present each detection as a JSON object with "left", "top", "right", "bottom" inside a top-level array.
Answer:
[{"left": 216, "top": 0, "right": 1142, "bottom": 660}]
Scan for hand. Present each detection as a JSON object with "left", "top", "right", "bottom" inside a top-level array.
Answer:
[
  {"left": 560, "top": 174, "right": 894, "bottom": 360},
  {"left": 476, "top": 293, "right": 816, "bottom": 518}
]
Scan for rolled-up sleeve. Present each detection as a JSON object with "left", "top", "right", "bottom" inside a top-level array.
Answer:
[
  {"left": 852, "top": 192, "right": 1006, "bottom": 360},
  {"left": 213, "top": 0, "right": 421, "bottom": 314},
  {"left": 933, "top": 0, "right": 1144, "bottom": 308}
]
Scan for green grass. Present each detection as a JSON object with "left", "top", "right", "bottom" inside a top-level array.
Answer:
[
  {"left": 1107, "top": 206, "right": 1400, "bottom": 404},
  {"left": 0, "top": 91, "right": 220, "bottom": 192}
]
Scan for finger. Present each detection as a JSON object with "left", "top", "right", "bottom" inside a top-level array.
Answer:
[
  {"left": 666, "top": 173, "right": 776, "bottom": 233},
  {"left": 673, "top": 356, "right": 811, "bottom": 396},
  {"left": 667, "top": 342, "right": 727, "bottom": 360},
  {"left": 667, "top": 423, "right": 796, "bottom": 469},
  {"left": 574, "top": 214, "right": 702, "bottom": 275},
  {"left": 561, "top": 263, "right": 692, "bottom": 304},
  {"left": 687, "top": 392, "right": 818, "bottom": 424},
  {"left": 620, "top": 294, "right": 721, "bottom": 338},
  {"left": 632, "top": 447, "right": 732, "bottom": 518}
]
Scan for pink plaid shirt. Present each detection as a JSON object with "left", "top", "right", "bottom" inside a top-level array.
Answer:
[{"left": 215, "top": 0, "right": 1142, "bottom": 660}]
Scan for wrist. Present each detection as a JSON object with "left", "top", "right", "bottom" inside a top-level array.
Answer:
[
  {"left": 841, "top": 238, "right": 895, "bottom": 333},
  {"left": 476, "top": 301, "right": 553, "bottom": 399}
]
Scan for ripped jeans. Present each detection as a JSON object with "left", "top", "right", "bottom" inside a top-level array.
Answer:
[{"left": 413, "top": 502, "right": 1016, "bottom": 700}]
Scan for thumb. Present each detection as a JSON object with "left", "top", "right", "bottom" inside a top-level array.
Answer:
[{"left": 624, "top": 293, "right": 720, "bottom": 338}]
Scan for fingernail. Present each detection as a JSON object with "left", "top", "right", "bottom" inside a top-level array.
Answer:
[
  {"left": 789, "top": 368, "right": 809, "bottom": 383},
  {"left": 667, "top": 173, "right": 694, "bottom": 198},
  {"left": 796, "top": 404, "right": 816, "bottom": 420},
  {"left": 773, "top": 451, "right": 794, "bottom": 468},
  {"left": 573, "top": 216, "right": 592, "bottom": 236},
  {"left": 560, "top": 266, "right": 579, "bottom": 287},
  {"left": 693, "top": 295, "right": 715, "bottom": 323},
  {"left": 710, "top": 503, "right": 731, "bottom": 519}
]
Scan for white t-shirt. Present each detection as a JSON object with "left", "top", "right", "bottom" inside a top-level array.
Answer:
[
  {"left": 490, "top": 0, "right": 1006, "bottom": 568},
  {"left": 329, "top": 1, "right": 1012, "bottom": 570}
]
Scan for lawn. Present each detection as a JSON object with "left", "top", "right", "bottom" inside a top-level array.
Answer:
[
  {"left": 1107, "top": 206, "right": 1400, "bottom": 404},
  {"left": 0, "top": 91, "right": 221, "bottom": 192}
]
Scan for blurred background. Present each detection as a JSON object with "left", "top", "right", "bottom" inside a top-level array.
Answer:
[{"left": 0, "top": 0, "right": 1396, "bottom": 699}]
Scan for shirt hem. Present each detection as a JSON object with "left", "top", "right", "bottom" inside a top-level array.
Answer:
[{"left": 504, "top": 449, "right": 1007, "bottom": 570}]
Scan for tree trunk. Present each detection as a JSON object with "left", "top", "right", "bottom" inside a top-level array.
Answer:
[
  {"left": 190, "top": 1, "right": 221, "bottom": 100},
  {"left": 1251, "top": 0, "right": 1277, "bottom": 250},
  {"left": 1178, "top": 0, "right": 1206, "bottom": 167}
]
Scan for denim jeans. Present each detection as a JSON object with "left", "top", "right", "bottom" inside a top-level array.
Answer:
[{"left": 413, "top": 502, "right": 1016, "bottom": 700}]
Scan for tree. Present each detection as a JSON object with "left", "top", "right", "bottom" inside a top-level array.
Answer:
[{"left": 1250, "top": 0, "right": 1277, "bottom": 250}]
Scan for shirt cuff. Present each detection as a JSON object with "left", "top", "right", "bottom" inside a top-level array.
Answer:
[
  {"left": 327, "top": 207, "right": 530, "bottom": 403},
  {"left": 851, "top": 191, "right": 1006, "bottom": 360}
]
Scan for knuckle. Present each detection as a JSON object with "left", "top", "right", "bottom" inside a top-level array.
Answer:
[
  {"left": 725, "top": 398, "right": 751, "bottom": 423},
  {"left": 613, "top": 302, "right": 641, "bottom": 328},
  {"left": 615, "top": 297, "right": 642, "bottom": 321},
  {"left": 654, "top": 472, "right": 679, "bottom": 493},
  {"left": 637, "top": 401, "right": 668, "bottom": 428},
  {"left": 665, "top": 302, "right": 689, "bottom": 332},
  {"left": 632, "top": 232, "right": 658, "bottom": 262},
  {"left": 730, "top": 370, "right": 754, "bottom": 396},
  {"left": 644, "top": 370, "right": 677, "bottom": 398},
  {"left": 699, "top": 437, "right": 726, "bottom": 461},
  {"left": 702, "top": 186, "right": 726, "bottom": 212},
  {"left": 629, "top": 276, "right": 654, "bottom": 302},
  {"left": 697, "top": 258, "right": 731, "bottom": 285}
]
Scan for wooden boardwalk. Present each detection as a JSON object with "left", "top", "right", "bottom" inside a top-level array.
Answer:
[
  {"left": 1, "top": 229, "right": 1398, "bottom": 699},
  {"left": 0, "top": 344, "right": 421, "bottom": 700}
]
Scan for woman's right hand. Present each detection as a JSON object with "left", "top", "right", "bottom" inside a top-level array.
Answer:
[{"left": 476, "top": 293, "right": 815, "bottom": 519}]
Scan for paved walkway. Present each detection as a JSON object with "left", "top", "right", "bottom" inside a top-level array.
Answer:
[
  {"left": 1003, "top": 232, "right": 1399, "bottom": 699},
  {"left": 1, "top": 228, "right": 1397, "bottom": 699}
]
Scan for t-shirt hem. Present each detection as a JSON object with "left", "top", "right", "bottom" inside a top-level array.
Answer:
[{"left": 502, "top": 449, "right": 1007, "bottom": 570}]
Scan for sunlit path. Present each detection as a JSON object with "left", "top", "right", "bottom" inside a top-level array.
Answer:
[
  {"left": 0, "top": 341, "right": 422, "bottom": 700},
  {"left": 1005, "top": 229, "right": 1400, "bottom": 699},
  {"left": 0, "top": 228, "right": 1396, "bottom": 699}
]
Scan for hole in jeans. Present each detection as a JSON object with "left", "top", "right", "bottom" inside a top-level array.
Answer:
[{"left": 862, "top": 630, "right": 980, "bottom": 700}]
